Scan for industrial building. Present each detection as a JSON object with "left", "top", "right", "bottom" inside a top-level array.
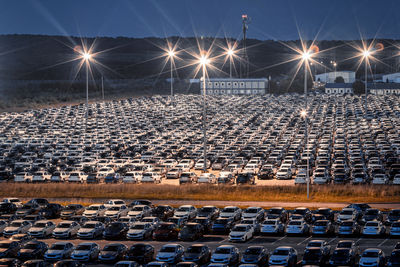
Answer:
[
  {"left": 200, "top": 78, "right": 268, "bottom": 95},
  {"left": 368, "top": 83, "right": 400, "bottom": 95},
  {"left": 382, "top": 73, "right": 400, "bottom": 83},
  {"left": 315, "top": 71, "right": 355, "bottom": 83},
  {"left": 325, "top": 83, "right": 353, "bottom": 94}
]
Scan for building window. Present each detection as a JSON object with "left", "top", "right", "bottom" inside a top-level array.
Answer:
[{"left": 227, "top": 82, "right": 231, "bottom": 87}]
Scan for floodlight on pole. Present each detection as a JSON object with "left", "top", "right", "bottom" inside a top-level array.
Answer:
[
  {"left": 167, "top": 49, "right": 176, "bottom": 102},
  {"left": 300, "top": 45, "right": 318, "bottom": 200},
  {"left": 79, "top": 51, "right": 93, "bottom": 124},
  {"left": 227, "top": 48, "right": 235, "bottom": 78},
  {"left": 199, "top": 53, "right": 210, "bottom": 173}
]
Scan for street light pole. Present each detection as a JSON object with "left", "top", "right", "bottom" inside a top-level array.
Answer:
[
  {"left": 365, "top": 56, "right": 368, "bottom": 117},
  {"left": 170, "top": 58, "right": 173, "bottom": 100},
  {"left": 304, "top": 62, "right": 310, "bottom": 200},
  {"left": 101, "top": 75, "right": 104, "bottom": 100},
  {"left": 202, "top": 63, "right": 207, "bottom": 173},
  {"left": 86, "top": 59, "right": 89, "bottom": 123}
]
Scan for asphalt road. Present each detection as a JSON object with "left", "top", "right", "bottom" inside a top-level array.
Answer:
[{"left": 1, "top": 232, "right": 398, "bottom": 266}]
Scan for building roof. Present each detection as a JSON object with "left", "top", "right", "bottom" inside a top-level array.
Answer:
[
  {"left": 205, "top": 78, "right": 268, "bottom": 82},
  {"left": 367, "top": 83, "right": 400, "bottom": 89},
  {"left": 325, "top": 83, "right": 353, "bottom": 88}
]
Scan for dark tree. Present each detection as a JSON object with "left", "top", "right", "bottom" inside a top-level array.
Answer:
[
  {"left": 334, "top": 76, "right": 345, "bottom": 83},
  {"left": 353, "top": 81, "right": 365, "bottom": 95}
]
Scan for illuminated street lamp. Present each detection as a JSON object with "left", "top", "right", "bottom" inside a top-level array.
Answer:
[
  {"left": 199, "top": 54, "right": 210, "bottom": 173},
  {"left": 301, "top": 46, "right": 318, "bottom": 199},
  {"left": 167, "top": 50, "right": 176, "bottom": 101},
  {"left": 330, "top": 60, "right": 337, "bottom": 80},
  {"left": 82, "top": 52, "right": 92, "bottom": 122},
  {"left": 227, "top": 48, "right": 235, "bottom": 78}
]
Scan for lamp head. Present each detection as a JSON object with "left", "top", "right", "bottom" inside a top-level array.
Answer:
[
  {"left": 363, "top": 50, "right": 371, "bottom": 58},
  {"left": 302, "top": 51, "right": 311, "bottom": 61},
  {"left": 83, "top": 53, "right": 91, "bottom": 60},
  {"left": 168, "top": 50, "right": 175, "bottom": 58},
  {"left": 199, "top": 55, "right": 210, "bottom": 66},
  {"left": 300, "top": 110, "right": 307, "bottom": 118},
  {"left": 227, "top": 49, "right": 234, "bottom": 56}
]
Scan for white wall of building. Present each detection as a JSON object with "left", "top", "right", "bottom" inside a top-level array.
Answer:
[
  {"left": 382, "top": 73, "right": 400, "bottom": 83},
  {"left": 325, "top": 87, "right": 353, "bottom": 94},
  {"left": 316, "top": 71, "right": 355, "bottom": 83},
  {"left": 201, "top": 78, "right": 267, "bottom": 95}
]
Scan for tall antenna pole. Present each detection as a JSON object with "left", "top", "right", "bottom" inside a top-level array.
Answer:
[{"left": 241, "top": 14, "right": 250, "bottom": 78}]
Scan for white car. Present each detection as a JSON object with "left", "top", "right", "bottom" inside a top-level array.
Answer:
[
  {"left": 1, "top": 198, "right": 23, "bottom": 208},
  {"left": 52, "top": 221, "right": 81, "bottom": 239},
  {"left": 337, "top": 208, "right": 358, "bottom": 223},
  {"left": 372, "top": 174, "right": 389, "bottom": 184},
  {"left": 0, "top": 221, "right": 7, "bottom": 233},
  {"left": 14, "top": 172, "right": 32, "bottom": 183},
  {"left": 294, "top": 172, "right": 307, "bottom": 184},
  {"left": 141, "top": 172, "right": 162, "bottom": 183},
  {"left": 67, "top": 172, "right": 88, "bottom": 183},
  {"left": 122, "top": 171, "right": 141, "bottom": 183},
  {"left": 83, "top": 204, "right": 107, "bottom": 218},
  {"left": 126, "top": 222, "right": 154, "bottom": 240},
  {"left": 28, "top": 220, "right": 56, "bottom": 238},
  {"left": 128, "top": 205, "right": 152, "bottom": 219},
  {"left": 141, "top": 217, "right": 160, "bottom": 228},
  {"left": 242, "top": 207, "right": 264, "bottom": 221},
  {"left": 229, "top": 224, "right": 254, "bottom": 242},
  {"left": 285, "top": 220, "right": 309, "bottom": 235},
  {"left": 243, "top": 163, "right": 259, "bottom": 174},
  {"left": 359, "top": 248, "right": 385, "bottom": 267},
  {"left": 3, "top": 220, "right": 31, "bottom": 237},
  {"left": 362, "top": 221, "right": 386, "bottom": 236},
  {"left": 77, "top": 221, "right": 105, "bottom": 239},
  {"left": 50, "top": 172, "right": 68, "bottom": 182},
  {"left": 261, "top": 219, "right": 285, "bottom": 235},
  {"left": 174, "top": 205, "right": 197, "bottom": 220},
  {"left": 197, "top": 173, "right": 217, "bottom": 183},
  {"left": 32, "top": 171, "right": 51, "bottom": 182},
  {"left": 104, "top": 205, "right": 129, "bottom": 219},
  {"left": 194, "top": 159, "right": 211, "bottom": 170},
  {"left": 393, "top": 174, "right": 400, "bottom": 185},
  {"left": 220, "top": 206, "right": 242, "bottom": 220},
  {"left": 104, "top": 199, "right": 126, "bottom": 208}
]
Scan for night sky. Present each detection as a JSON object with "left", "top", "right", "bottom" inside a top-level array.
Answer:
[{"left": 1, "top": 0, "right": 400, "bottom": 40}]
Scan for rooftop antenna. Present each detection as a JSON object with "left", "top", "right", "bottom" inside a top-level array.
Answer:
[{"left": 241, "top": 14, "right": 250, "bottom": 78}]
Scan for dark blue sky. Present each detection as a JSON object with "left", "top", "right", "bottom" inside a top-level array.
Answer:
[{"left": 1, "top": 0, "right": 400, "bottom": 40}]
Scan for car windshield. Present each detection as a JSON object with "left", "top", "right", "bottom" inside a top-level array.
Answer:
[
  {"left": 215, "top": 219, "right": 228, "bottom": 224},
  {"left": 201, "top": 207, "right": 213, "bottom": 212},
  {"left": 341, "top": 221, "right": 354, "bottom": 226},
  {"left": 158, "top": 224, "right": 174, "bottom": 230},
  {"left": 288, "top": 221, "right": 301, "bottom": 225},
  {"left": 245, "top": 209, "right": 258, "bottom": 213},
  {"left": 337, "top": 242, "right": 352, "bottom": 248},
  {"left": 366, "top": 222, "right": 378, "bottom": 227},
  {"left": 365, "top": 210, "right": 378, "bottom": 215},
  {"left": 304, "top": 249, "right": 322, "bottom": 258},
  {"left": 104, "top": 245, "right": 120, "bottom": 251},
  {"left": 57, "top": 223, "right": 71, "bottom": 228},
  {"left": 315, "top": 221, "right": 328, "bottom": 226},
  {"left": 263, "top": 220, "right": 276, "bottom": 225},
  {"left": 87, "top": 206, "right": 99, "bottom": 210},
  {"left": 363, "top": 251, "right": 379, "bottom": 257},
  {"left": 130, "top": 245, "right": 146, "bottom": 252},
  {"left": 223, "top": 208, "right": 235, "bottom": 213},
  {"left": 131, "top": 224, "right": 145, "bottom": 229},
  {"left": 133, "top": 207, "right": 144, "bottom": 211},
  {"left": 51, "top": 244, "right": 66, "bottom": 250},
  {"left": 245, "top": 248, "right": 262, "bottom": 255},
  {"left": 76, "top": 245, "right": 92, "bottom": 250},
  {"left": 187, "top": 246, "right": 202, "bottom": 253},
  {"left": 33, "top": 223, "right": 47, "bottom": 228},
  {"left": 178, "top": 207, "right": 190, "bottom": 212},
  {"left": 108, "top": 207, "right": 121, "bottom": 211},
  {"left": 307, "top": 242, "right": 322, "bottom": 247},
  {"left": 24, "top": 243, "right": 38, "bottom": 249},
  {"left": 269, "top": 209, "right": 282, "bottom": 214},
  {"left": 333, "top": 249, "right": 350, "bottom": 257},
  {"left": 232, "top": 226, "right": 247, "bottom": 232},
  {"left": 83, "top": 223, "right": 96, "bottom": 229},
  {"left": 341, "top": 210, "right": 353, "bottom": 215},
  {"left": 273, "top": 249, "right": 289, "bottom": 256},
  {"left": 390, "top": 210, "right": 400, "bottom": 216},
  {"left": 215, "top": 248, "right": 231, "bottom": 254},
  {"left": 65, "top": 205, "right": 79, "bottom": 210},
  {"left": 160, "top": 246, "right": 176, "bottom": 252},
  {"left": 10, "top": 222, "right": 22, "bottom": 227}
]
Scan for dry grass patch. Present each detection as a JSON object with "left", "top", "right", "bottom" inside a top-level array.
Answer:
[{"left": 0, "top": 183, "right": 399, "bottom": 203}]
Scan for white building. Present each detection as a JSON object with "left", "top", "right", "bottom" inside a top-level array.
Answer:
[
  {"left": 368, "top": 83, "right": 400, "bottom": 95},
  {"left": 325, "top": 83, "right": 353, "bottom": 94},
  {"left": 200, "top": 78, "right": 268, "bottom": 95},
  {"left": 315, "top": 71, "right": 355, "bottom": 83},
  {"left": 382, "top": 73, "right": 400, "bottom": 83}
]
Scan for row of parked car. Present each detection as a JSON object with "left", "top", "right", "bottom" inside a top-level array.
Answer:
[
  {"left": 1, "top": 198, "right": 400, "bottom": 242},
  {"left": 0, "top": 94, "right": 399, "bottom": 185},
  {"left": 0, "top": 238, "right": 400, "bottom": 267}
]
